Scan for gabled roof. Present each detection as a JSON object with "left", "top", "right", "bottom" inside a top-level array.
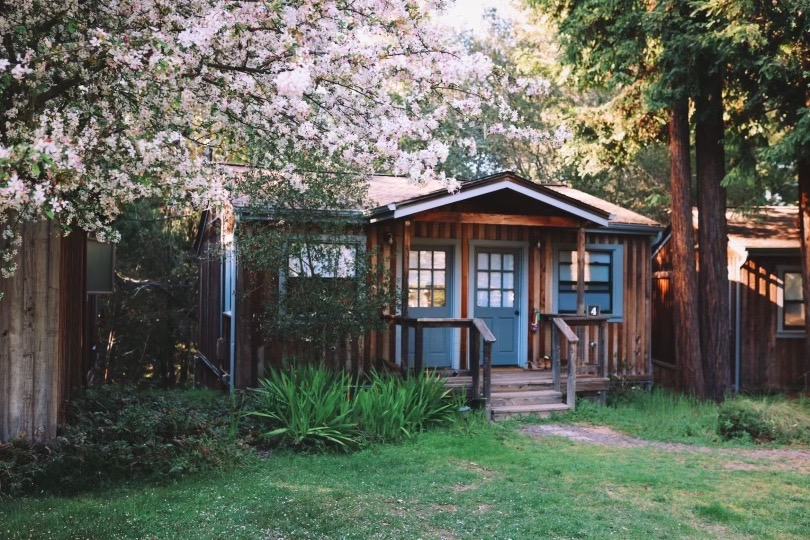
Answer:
[
  {"left": 367, "top": 171, "right": 659, "bottom": 231},
  {"left": 723, "top": 206, "right": 799, "bottom": 252}
]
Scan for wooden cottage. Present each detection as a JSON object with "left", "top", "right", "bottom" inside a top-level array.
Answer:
[
  {"left": 652, "top": 207, "right": 810, "bottom": 392},
  {"left": 196, "top": 171, "right": 662, "bottom": 414}
]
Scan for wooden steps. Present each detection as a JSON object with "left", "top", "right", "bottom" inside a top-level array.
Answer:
[
  {"left": 489, "top": 387, "right": 569, "bottom": 419},
  {"left": 490, "top": 402, "right": 570, "bottom": 420},
  {"left": 489, "top": 389, "right": 563, "bottom": 407},
  {"left": 441, "top": 367, "right": 608, "bottom": 420}
]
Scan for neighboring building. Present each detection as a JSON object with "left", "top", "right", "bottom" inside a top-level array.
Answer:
[
  {"left": 0, "top": 223, "right": 100, "bottom": 441},
  {"left": 196, "top": 171, "right": 662, "bottom": 394},
  {"left": 652, "top": 207, "right": 810, "bottom": 392}
]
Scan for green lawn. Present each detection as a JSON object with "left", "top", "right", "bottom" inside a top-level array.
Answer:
[{"left": 2, "top": 421, "right": 807, "bottom": 539}]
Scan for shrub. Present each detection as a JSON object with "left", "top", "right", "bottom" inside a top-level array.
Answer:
[
  {"left": 717, "top": 397, "right": 810, "bottom": 444},
  {"left": 250, "top": 365, "right": 360, "bottom": 450},
  {"left": 0, "top": 386, "right": 249, "bottom": 497},
  {"left": 248, "top": 366, "right": 463, "bottom": 449},
  {"left": 355, "top": 370, "right": 460, "bottom": 442}
]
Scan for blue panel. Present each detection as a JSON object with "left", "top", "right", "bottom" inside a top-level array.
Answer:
[
  {"left": 474, "top": 248, "right": 521, "bottom": 366},
  {"left": 408, "top": 245, "right": 454, "bottom": 367}
]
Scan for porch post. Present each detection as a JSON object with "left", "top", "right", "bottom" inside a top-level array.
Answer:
[
  {"left": 576, "top": 224, "right": 586, "bottom": 316},
  {"left": 400, "top": 220, "right": 411, "bottom": 371}
]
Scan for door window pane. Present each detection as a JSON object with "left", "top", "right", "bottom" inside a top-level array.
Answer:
[
  {"left": 434, "top": 270, "right": 446, "bottom": 287},
  {"left": 476, "top": 251, "right": 518, "bottom": 311},
  {"left": 503, "top": 272, "right": 514, "bottom": 289},
  {"left": 433, "top": 251, "right": 446, "bottom": 269},
  {"left": 409, "top": 249, "right": 451, "bottom": 308},
  {"left": 504, "top": 291, "right": 515, "bottom": 308},
  {"left": 504, "top": 254, "right": 514, "bottom": 270}
]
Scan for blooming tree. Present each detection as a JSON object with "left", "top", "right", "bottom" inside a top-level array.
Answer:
[{"left": 0, "top": 0, "right": 544, "bottom": 277}]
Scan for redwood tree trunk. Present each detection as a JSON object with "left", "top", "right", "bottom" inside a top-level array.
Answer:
[
  {"left": 669, "top": 100, "right": 705, "bottom": 397},
  {"left": 800, "top": 155, "right": 810, "bottom": 375},
  {"left": 694, "top": 59, "right": 731, "bottom": 402},
  {"left": 800, "top": 51, "right": 810, "bottom": 380}
]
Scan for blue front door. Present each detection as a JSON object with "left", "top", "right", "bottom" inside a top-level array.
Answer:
[
  {"left": 407, "top": 246, "right": 453, "bottom": 367},
  {"left": 473, "top": 248, "right": 521, "bottom": 366}
]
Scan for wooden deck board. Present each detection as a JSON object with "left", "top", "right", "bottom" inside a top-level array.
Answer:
[{"left": 443, "top": 367, "right": 609, "bottom": 393}]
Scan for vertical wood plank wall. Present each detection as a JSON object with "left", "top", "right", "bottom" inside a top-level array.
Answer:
[
  {"left": 222, "top": 219, "right": 654, "bottom": 385},
  {"left": 651, "top": 241, "right": 809, "bottom": 391},
  {"left": 1, "top": 221, "right": 86, "bottom": 441},
  {"left": 738, "top": 256, "right": 807, "bottom": 390},
  {"left": 364, "top": 220, "right": 654, "bottom": 381},
  {"left": 196, "top": 215, "right": 225, "bottom": 386}
]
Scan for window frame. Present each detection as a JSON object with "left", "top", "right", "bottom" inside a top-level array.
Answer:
[
  {"left": 553, "top": 243, "right": 624, "bottom": 322},
  {"left": 408, "top": 247, "right": 451, "bottom": 309},
  {"left": 279, "top": 234, "right": 366, "bottom": 297},
  {"left": 777, "top": 265, "right": 806, "bottom": 338}
]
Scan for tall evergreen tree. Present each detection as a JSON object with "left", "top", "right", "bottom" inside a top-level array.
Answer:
[{"left": 530, "top": 0, "right": 738, "bottom": 399}]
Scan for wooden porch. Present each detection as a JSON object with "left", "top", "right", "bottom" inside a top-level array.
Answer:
[{"left": 392, "top": 314, "right": 609, "bottom": 420}]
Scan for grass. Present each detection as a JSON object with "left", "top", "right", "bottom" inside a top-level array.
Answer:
[
  {"left": 1, "top": 418, "right": 807, "bottom": 539},
  {"left": 542, "top": 388, "right": 810, "bottom": 447}
]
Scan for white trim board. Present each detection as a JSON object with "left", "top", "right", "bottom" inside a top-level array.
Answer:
[{"left": 392, "top": 180, "right": 610, "bottom": 227}]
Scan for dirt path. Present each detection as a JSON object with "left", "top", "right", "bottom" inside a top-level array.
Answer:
[{"left": 522, "top": 424, "right": 810, "bottom": 474}]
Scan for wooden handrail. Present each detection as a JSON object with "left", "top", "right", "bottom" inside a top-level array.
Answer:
[
  {"left": 472, "top": 318, "right": 496, "bottom": 343},
  {"left": 550, "top": 317, "right": 578, "bottom": 409},
  {"left": 388, "top": 315, "right": 496, "bottom": 415},
  {"left": 552, "top": 317, "right": 580, "bottom": 343}
]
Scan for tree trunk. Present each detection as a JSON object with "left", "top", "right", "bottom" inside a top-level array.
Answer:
[
  {"left": 669, "top": 100, "right": 705, "bottom": 397},
  {"left": 694, "top": 58, "right": 731, "bottom": 402},
  {"left": 800, "top": 155, "right": 810, "bottom": 374},
  {"left": 800, "top": 49, "right": 810, "bottom": 379}
]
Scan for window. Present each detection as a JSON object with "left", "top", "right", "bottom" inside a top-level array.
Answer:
[
  {"left": 555, "top": 245, "right": 623, "bottom": 319},
  {"left": 475, "top": 251, "right": 516, "bottom": 308},
  {"left": 288, "top": 243, "right": 357, "bottom": 278},
  {"left": 408, "top": 249, "right": 447, "bottom": 308},
  {"left": 282, "top": 239, "right": 362, "bottom": 301},
  {"left": 779, "top": 268, "right": 805, "bottom": 335}
]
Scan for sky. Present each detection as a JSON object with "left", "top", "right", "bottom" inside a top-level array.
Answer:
[{"left": 436, "top": 0, "right": 519, "bottom": 34}]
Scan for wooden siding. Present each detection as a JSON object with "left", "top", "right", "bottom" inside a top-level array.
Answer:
[
  {"left": 1, "top": 221, "right": 86, "bottom": 441},
  {"left": 738, "top": 256, "right": 808, "bottom": 391},
  {"left": 651, "top": 236, "right": 809, "bottom": 391},
  {"left": 196, "top": 214, "right": 226, "bottom": 387},
  {"left": 216, "top": 215, "right": 655, "bottom": 385},
  {"left": 366, "top": 220, "right": 654, "bottom": 381}
]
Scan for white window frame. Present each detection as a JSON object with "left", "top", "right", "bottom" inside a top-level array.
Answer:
[
  {"left": 777, "top": 265, "right": 805, "bottom": 338},
  {"left": 279, "top": 234, "right": 366, "bottom": 295},
  {"left": 552, "top": 243, "right": 624, "bottom": 322}
]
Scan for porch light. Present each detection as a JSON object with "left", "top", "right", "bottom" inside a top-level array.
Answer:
[{"left": 535, "top": 240, "right": 543, "bottom": 250}]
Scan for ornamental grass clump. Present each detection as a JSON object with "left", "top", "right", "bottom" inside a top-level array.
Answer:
[
  {"left": 250, "top": 365, "right": 360, "bottom": 451},
  {"left": 249, "top": 365, "right": 462, "bottom": 449},
  {"left": 354, "top": 370, "right": 459, "bottom": 442}
]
